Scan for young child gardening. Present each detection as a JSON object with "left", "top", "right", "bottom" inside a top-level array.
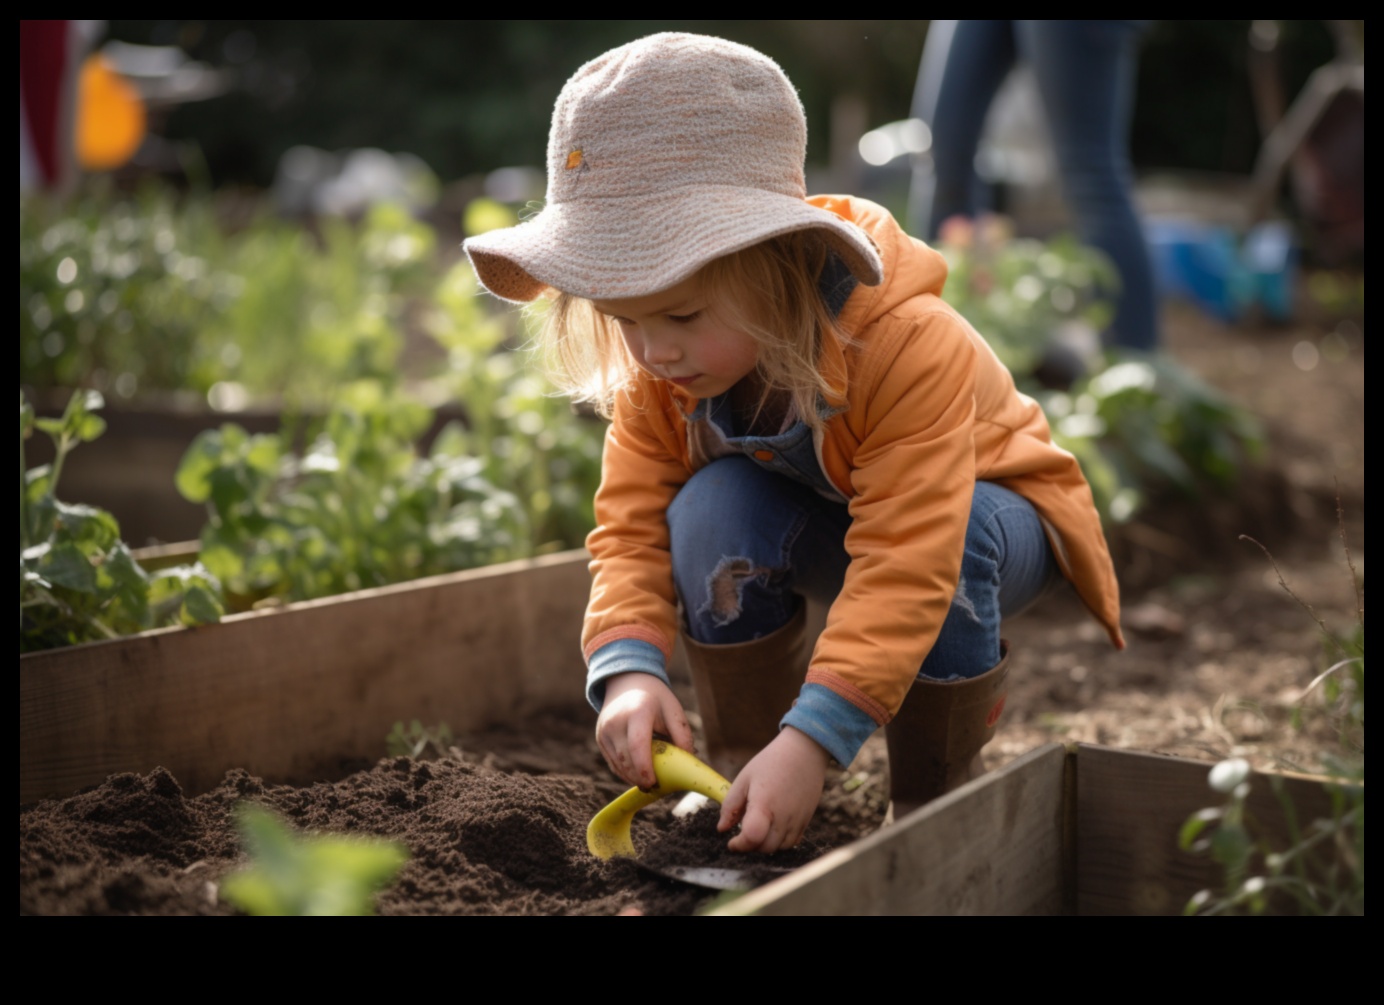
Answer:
[{"left": 464, "top": 33, "right": 1124, "bottom": 853}]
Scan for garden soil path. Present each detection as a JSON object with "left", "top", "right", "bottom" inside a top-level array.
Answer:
[{"left": 20, "top": 302, "right": 1364, "bottom": 915}]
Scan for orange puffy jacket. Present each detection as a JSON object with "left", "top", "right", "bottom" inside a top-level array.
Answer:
[{"left": 583, "top": 196, "right": 1123, "bottom": 727}]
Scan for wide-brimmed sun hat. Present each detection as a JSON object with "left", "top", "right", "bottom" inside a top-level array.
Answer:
[{"left": 464, "top": 32, "right": 884, "bottom": 303}]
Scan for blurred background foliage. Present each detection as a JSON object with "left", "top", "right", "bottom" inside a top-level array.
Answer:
[
  {"left": 103, "top": 19, "right": 1337, "bottom": 188},
  {"left": 16, "top": 20, "right": 1349, "bottom": 645}
]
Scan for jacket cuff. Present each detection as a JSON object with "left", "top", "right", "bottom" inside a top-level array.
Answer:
[
  {"left": 780, "top": 682, "right": 881, "bottom": 768},
  {"left": 585, "top": 638, "right": 671, "bottom": 712}
]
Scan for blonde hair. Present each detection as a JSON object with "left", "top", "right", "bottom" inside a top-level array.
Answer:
[{"left": 537, "top": 232, "right": 850, "bottom": 430}]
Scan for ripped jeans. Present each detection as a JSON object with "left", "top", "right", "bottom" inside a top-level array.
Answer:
[{"left": 667, "top": 456, "right": 1058, "bottom": 680}]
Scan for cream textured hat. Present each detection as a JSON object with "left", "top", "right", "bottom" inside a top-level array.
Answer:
[{"left": 464, "top": 32, "right": 884, "bottom": 303}]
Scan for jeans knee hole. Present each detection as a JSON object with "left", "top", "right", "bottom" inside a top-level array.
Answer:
[{"left": 699, "top": 556, "right": 772, "bottom": 628}]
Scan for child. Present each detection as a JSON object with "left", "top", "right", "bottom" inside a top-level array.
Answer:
[{"left": 465, "top": 33, "right": 1124, "bottom": 853}]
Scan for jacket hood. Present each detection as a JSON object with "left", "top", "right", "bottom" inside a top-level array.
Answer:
[
  {"left": 656, "top": 195, "right": 949, "bottom": 413},
  {"left": 810, "top": 195, "right": 951, "bottom": 408}
]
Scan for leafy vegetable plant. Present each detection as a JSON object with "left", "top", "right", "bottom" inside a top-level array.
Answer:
[
  {"left": 426, "top": 262, "right": 604, "bottom": 554},
  {"left": 1040, "top": 355, "right": 1265, "bottom": 523},
  {"left": 21, "top": 390, "right": 223, "bottom": 652},
  {"left": 177, "top": 380, "right": 529, "bottom": 605},
  {"left": 220, "top": 805, "right": 408, "bottom": 917},
  {"left": 21, "top": 187, "right": 434, "bottom": 407},
  {"left": 935, "top": 213, "right": 1118, "bottom": 377},
  {"left": 935, "top": 215, "right": 1264, "bottom": 525}
]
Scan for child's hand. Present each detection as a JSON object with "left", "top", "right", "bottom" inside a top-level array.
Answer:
[
  {"left": 595, "top": 673, "right": 695, "bottom": 790},
  {"left": 717, "top": 727, "right": 830, "bottom": 853}
]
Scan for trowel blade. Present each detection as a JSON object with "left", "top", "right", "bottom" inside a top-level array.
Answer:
[{"left": 644, "top": 863, "right": 792, "bottom": 891}]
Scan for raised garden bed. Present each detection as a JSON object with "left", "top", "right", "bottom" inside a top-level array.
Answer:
[
  {"left": 21, "top": 549, "right": 593, "bottom": 804},
  {"left": 20, "top": 731, "right": 1340, "bottom": 915},
  {"left": 20, "top": 545, "right": 1352, "bottom": 915}
]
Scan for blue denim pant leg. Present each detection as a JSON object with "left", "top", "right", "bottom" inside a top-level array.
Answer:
[
  {"left": 920, "top": 480, "right": 1058, "bottom": 681},
  {"left": 667, "top": 458, "right": 1059, "bottom": 675},
  {"left": 910, "top": 19, "right": 1159, "bottom": 351},
  {"left": 1016, "top": 20, "right": 1159, "bottom": 351},
  {"left": 668, "top": 456, "right": 852, "bottom": 645}
]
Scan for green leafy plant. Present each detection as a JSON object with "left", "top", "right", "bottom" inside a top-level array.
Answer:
[
  {"left": 220, "top": 805, "right": 408, "bottom": 917},
  {"left": 1040, "top": 355, "right": 1265, "bottom": 522},
  {"left": 21, "top": 186, "right": 434, "bottom": 407},
  {"left": 1178, "top": 758, "right": 1363, "bottom": 916},
  {"left": 935, "top": 214, "right": 1118, "bottom": 377},
  {"left": 935, "top": 217, "right": 1264, "bottom": 525},
  {"left": 177, "top": 380, "right": 529, "bottom": 605},
  {"left": 21, "top": 390, "right": 223, "bottom": 652},
  {"left": 386, "top": 719, "right": 456, "bottom": 759},
  {"left": 426, "top": 262, "right": 604, "bottom": 554},
  {"left": 1179, "top": 524, "right": 1364, "bottom": 916}
]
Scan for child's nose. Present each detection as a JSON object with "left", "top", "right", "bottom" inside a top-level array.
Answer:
[{"left": 643, "top": 332, "right": 682, "bottom": 366}]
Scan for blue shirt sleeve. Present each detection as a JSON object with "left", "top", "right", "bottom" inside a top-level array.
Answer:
[
  {"left": 781, "top": 682, "right": 880, "bottom": 767},
  {"left": 585, "top": 638, "right": 670, "bottom": 712}
]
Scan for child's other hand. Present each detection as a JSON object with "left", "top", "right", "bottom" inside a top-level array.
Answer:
[
  {"left": 595, "top": 673, "right": 695, "bottom": 790},
  {"left": 717, "top": 727, "right": 829, "bottom": 853}
]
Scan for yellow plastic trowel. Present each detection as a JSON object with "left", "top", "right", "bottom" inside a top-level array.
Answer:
[{"left": 586, "top": 739, "right": 731, "bottom": 860}]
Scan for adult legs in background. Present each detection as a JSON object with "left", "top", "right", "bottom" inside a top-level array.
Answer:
[
  {"left": 908, "top": 19, "right": 1160, "bottom": 352},
  {"left": 907, "top": 19, "right": 1017, "bottom": 240},
  {"left": 1015, "top": 20, "right": 1160, "bottom": 351}
]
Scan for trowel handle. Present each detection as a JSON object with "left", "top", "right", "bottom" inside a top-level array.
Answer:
[{"left": 586, "top": 741, "right": 731, "bottom": 860}]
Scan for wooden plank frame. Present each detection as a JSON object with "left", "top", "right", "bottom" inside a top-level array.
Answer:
[
  {"left": 716, "top": 743, "right": 1353, "bottom": 915},
  {"left": 21, "top": 549, "right": 594, "bottom": 805},
  {"left": 711, "top": 744, "right": 1071, "bottom": 916}
]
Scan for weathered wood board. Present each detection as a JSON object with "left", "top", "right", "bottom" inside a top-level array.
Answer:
[
  {"left": 21, "top": 549, "right": 593, "bottom": 805},
  {"left": 1074, "top": 744, "right": 1348, "bottom": 915},
  {"left": 712, "top": 743, "right": 1069, "bottom": 916}
]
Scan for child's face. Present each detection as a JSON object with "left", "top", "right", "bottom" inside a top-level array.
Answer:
[{"left": 592, "top": 275, "right": 759, "bottom": 398}]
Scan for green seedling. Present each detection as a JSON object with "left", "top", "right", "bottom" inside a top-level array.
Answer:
[
  {"left": 386, "top": 719, "right": 456, "bottom": 759},
  {"left": 221, "top": 805, "right": 408, "bottom": 917}
]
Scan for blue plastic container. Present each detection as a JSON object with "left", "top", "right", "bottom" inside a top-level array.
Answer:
[{"left": 1145, "top": 218, "right": 1296, "bottom": 323}]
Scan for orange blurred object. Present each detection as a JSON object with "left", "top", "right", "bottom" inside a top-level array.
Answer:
[{"left": 76, "top": 53, "right": 146, "bottom": 171}]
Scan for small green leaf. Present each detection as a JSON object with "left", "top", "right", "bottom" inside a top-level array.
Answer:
[
  {"left": 221, "top": 806, "right": 407, "bottom": 917},
  {"left": 73, "top": 412, "right": 107, "bottom": 443},
  {"left": 1178, "top": 808, "right": 1220, "bottom": 850},
  {"left": 103, "top": 541, "right": 149, "bottom": 588},
  {"left": 34, "top": 417, "right": 65, "bottom": 438},
  {"left": 181, "top": 583, "right": 224, "bottom": 625},
  {"left": 38, "top": 541, "right": 98, "bottom": 592},
  {"left": 196, "top": 533, "right": 246, "bottom": 583},
  {"left": 176, "top": 428, "right": 229, "bottom": 503},
  {"left": 52, "top": 501, "right": 121, "bottom": 551}
]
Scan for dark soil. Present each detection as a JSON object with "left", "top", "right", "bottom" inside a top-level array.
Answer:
[
  {"left": 19, "top": 716, "right": 850, "bottom": 916},
  {"left": 19, "top": 300, "right": 1364, "bottom": 915}
]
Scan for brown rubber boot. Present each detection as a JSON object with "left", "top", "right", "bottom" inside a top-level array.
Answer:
[
  {"left": 884, "top": 640, "right": 1011, "bottom": 824},
  {"left": 681, "top": 602, "right": 810, "bottom": 780}
]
